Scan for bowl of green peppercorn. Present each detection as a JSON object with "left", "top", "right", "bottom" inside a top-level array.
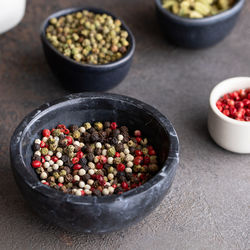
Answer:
[
  {"left": 40, "top": 7, "right": 135, "bottom": 91},
  {"left": 155, "top": 0, "right": 245, "bottom": 48}
]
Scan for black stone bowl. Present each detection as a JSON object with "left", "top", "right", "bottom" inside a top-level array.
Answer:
[
  {"left": 155, "top": 0, "right": 245, "bottom": 49},
  {"left": 10, "top": 93, "right": 179, "bottom": 233},
  {"left": 40, "top": 7, "right": 135, "bottom": 92}
]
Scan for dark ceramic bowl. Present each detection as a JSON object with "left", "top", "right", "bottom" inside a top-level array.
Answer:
[
  {"left": 40, "top": 7, "right": 135, "bottom": 92},
  {"left": 10, "top": 93, "right": 179, "bottom": 233},
  {"left": 155, "top": 0, "right": 245, "bottom": 49}
]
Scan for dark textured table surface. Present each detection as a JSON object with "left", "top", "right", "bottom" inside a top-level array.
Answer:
[{"left": 0, "top": 0, "right": 249, "bottom": 249}]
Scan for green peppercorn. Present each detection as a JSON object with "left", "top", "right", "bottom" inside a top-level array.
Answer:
[
  {"left": 53, "top": 172, "right": 60, "bottom": 179},
  {"left": 73, "top": 130, "right": 81, "bottom": 139},
  {"left": 41, "top": 148, "right": 49, "bottom": 155},
  {"left": 108, "top": 147, "right": 116, "bottom": 157},
  {"left": 52, "top": 129, "right": 61, "bottom": 137},
  {"left": 60, "top": 170, "right": 67, "bottom": 176}
]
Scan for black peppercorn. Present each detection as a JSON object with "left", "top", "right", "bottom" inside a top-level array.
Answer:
[
  {"left": 69, "top": 124, "right": 78, "bottom": 132},
  {"left": 89, "top": 127, "right": 96, "bottom": 134},
  {"left": 87, "top": 152, "right": 94, "bottom": 162},
  {"left": 120, "top": 126, "right": 128, "bottom": 133},
  {"left": 82, "top": 174, "right": 91, "bottom": 182},
  {"left": 63, "top": 166, "right": 71, "bottom": 174},
  {"left": 33, "top": 143, "right": 40, "bottom": 151},
  {"left": 115, "top": 143, "right": 124, "bottom": 152},
  {"left": 90, "top": 132, "right": 99, "bottom": 142},
  {"left": 114, "top": 187, "right": 123, "bottom": 194},
  {"left": 104, "top": 121, "right": 111, "bottom": 128},
  {"left": 112, "top": 129, "right": 120, "bottom": 137},
  {"left": 130, "top": 147, "right": 135, "bottom": 154},
  {"left": 92, "top": 189, "right": 102, "bottom": 196},
  {"left": 65, "top": 174, "right": 73, "bottom": 183},
  {"left": 32, "top": 155, "right": 41, "bottom": 162},
  {"left": 110, "top": 137, "right": 118, "bottom": 145},
  {"left": 79, "top": 157, "right": 87, "bottom": 166},
  {"left": 59, "top": 134, "right": 65, "bottom": 140},
  {"left": 94, "top": 148, "right": 102, "bottom": 155}
]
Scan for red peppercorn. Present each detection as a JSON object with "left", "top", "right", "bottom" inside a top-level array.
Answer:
[
  {"left": 121, "top": 181, "right": 128, "bottom": 190},
  {"left": 115, "top": 152, "right": 120, "bottom": 158},
  {"left": 117, "top": 163, "right": 125, "bottom": 172},
  {"left": 222, "top": 109, "right": 230, "bottom": 116},
  {"left": 81, "top": 190, "right": 85, "bottom": 196},
  {"left": 41, "top": 156, "right": 45, "bottom": 164},
  {"left": 72, "top": 157, "right": 79, "bottom": 164},
  {"left": 43, "top": 182, "right": 49, "bottom": 186},
  {"left": 246, "top": 109, "right": 250, "bottom": 116},
  {"left": 235, "top": 101, "right": 244, "bottom": 109},
  {"left": 64, "top": 129, "right": 70, "bottom": 135},
  {"left": 136, "top": 137, "right": 141, "bottom": 143},
  {"left": 148, "top": 149, "right": 156, "bottom": 156},
  {"left": 143, "top": 156, "right": 150, "bottom": 164},
  {"left": 112, "top": 184, "right": 117, "bottom": 189},
  {"left": 135, "top": 150, "right": 143, "bottom": 156},
  {"left": 131, "top": 183, "right": 137, "bottom": 189},
  {"left": 110, "top": 122, "right": 117, "bottom": 130},
  {"left": 40, "top": 141, "right": 46, "bottom": 148},
  {"left": 42, "top": 129, "right": 51, "bottom": 137},
  {"left": 226, "top": 99, "right": 235, "bottom": 106},
  {"left": 99, "top": 155, "right": 107, "bottom": 164},
  {"left": 134, "top": 130, "right": 141, "bottom": 137},
  {"left": 96, "top": 162, "right": 103, "bottom": 169},
  {"left": 73, "top": 164, "right": 82, "bottom": 170},
  {"left": 134, "top": 156, "right": 143, "bottom": 165},
  {"left": 229, "top": 106, "right": 237, "bottom": 117},
  {"left": 57, "top": 124, "right": 66, "bottom": 129},
  {"left": 51, "top": 156, "right": 58, "bottom": 163},
  {"left": 32, "top": 160, "right": 42, "bottom": 168},
  {"left": 239, "top": 89, "right": 246, "bottom": 98},
  {"left": 76, "top": 151, "right": 84, "bottom": 159},
  {"left": 58, "top": 183, "right": 63, "bottom": 187},
  {"left": 66, "top": 136, "right": 73, "bottom": 145},
  {"left": 98, "top": 175, "right": 105, "bottom": 186},
  {"left": 147, "top": 146, "right": 153, "bottom": 151}
]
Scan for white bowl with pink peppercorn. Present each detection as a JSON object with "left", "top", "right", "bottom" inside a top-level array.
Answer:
[{"left": 208, "top": 77, "right": 250, "bottom": 154}]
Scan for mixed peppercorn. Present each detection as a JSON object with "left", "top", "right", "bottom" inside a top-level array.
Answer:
[
  {"left": 31, "top": 122, "right": 159, "bottom": 196},
  {"left": 216, "top": 88, "right": 250, "bottom": 121},
  {"left": 46, "top": 10, "right": 130, "bottom": 65}
]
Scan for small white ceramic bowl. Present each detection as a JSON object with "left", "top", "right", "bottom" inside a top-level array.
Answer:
[
  {"left": 0, "top": 0, "right": 26, "bottom": 34},
  {"left": 208, "top": 77, "right": 250, "bottom": 154}
]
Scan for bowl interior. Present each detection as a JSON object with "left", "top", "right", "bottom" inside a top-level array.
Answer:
[
  {"left": 20, "top": 95, "right": 171, "bottom": 184},
  {"left": 41, "top": 7, "right": 135, "bottom": 68}
]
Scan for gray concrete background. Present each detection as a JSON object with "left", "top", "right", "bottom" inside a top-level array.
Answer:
[{"left": 0, "top": 0, "right": 249, "bottom": 249}]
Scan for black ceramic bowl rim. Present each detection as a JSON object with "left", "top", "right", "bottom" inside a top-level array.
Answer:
[
  {"left": 155, "top": 0, "right": 245, "bottom": 25},
  {"left": 10, "top": 93, "right": 179, "bottom": 205},
  {"left": 40, "top": 7, "right": 136, "bottom": 70}
]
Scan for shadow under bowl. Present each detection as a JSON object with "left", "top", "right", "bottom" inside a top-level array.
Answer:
[
  {"left": 40, "top": 7, "right": 135, "bottom": 92},
  {"left": 10, "top": 93, "right": 179, "bottom": 233},
  {"left": 155, "top": 0, "right": 245, "bottom": 49}
]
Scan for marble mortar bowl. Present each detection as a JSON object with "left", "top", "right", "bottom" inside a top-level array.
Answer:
[
  {"left": 40, "top": 7, "right": 135, "bottom": 92},
  {"left": 10, "top": 93, "right": 179, "bottom": 233}
]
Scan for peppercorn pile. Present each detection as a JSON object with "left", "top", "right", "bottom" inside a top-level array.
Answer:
[
  {"left": 216, "top": 88, "right": 250, "bottom": 121},
  {"left": 31, "top": 122, "right": 159, "bottom": 196},
  {"left": 162, "top": 0, "right": 235, "bottom": 18},
  {"left": 46, "top": 10, "right": 130, "bottom": 65}
]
